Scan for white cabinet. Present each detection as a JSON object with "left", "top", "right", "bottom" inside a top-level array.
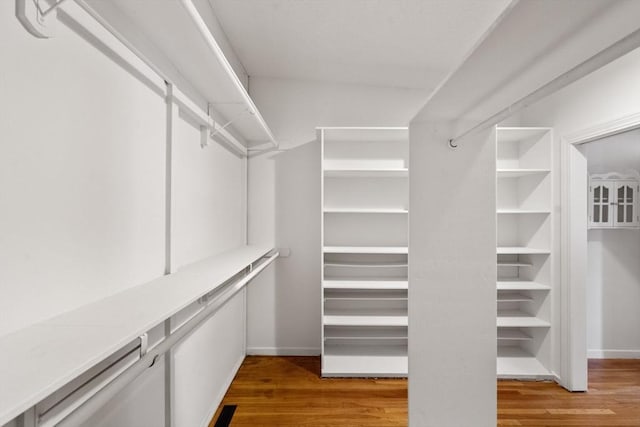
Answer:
[
  {"left": 589, "top": 173, "right": 640, "bottom": 228},
  {"left": 320, "top": 127, "right": 408, "bottom": 377},
  {"left": 496, "top": 127, "right": 554, "bottom": 379}
]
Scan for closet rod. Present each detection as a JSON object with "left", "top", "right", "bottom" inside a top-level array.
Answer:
[
  {"left": 178, "top": 0, "right": 279, "bottom": 151},
  {"left": 74, "top": 0, "right": 252, "bottom": 156},
  {"left": 448, "top": 26, "right": 640, "bottom": 146},
  {"left": 52, "top": 251, "right": 279, "bottom": 427}
]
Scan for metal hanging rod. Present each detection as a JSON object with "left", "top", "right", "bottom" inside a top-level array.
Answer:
[
  {"left": 35, "top": 0, "right": 72, "bottom": 17},
  {"left": 448, "top": 26, "right": 640, "bottom": 148},
  {"left": 40, "top": 1, "right": 265, "bottom": 157},
  {"left": 45, "top": 251, "right": 279, "bottom": 427},
  {"left": 178, "top": 0, "right": 279, "bottom": 151}
]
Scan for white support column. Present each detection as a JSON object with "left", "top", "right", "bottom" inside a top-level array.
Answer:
[
  {"left": 408, "top": 123, "right": 497, "bottom": 426},
  {"left": 163, "top": 82, "right": 178, "bottom": 427}
]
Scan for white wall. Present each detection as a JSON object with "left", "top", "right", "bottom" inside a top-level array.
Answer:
[
  {"left": 0, "top": 0, "right": 166, "bottom": 339},
  {"left": 581, "top": 130, "right": 640, "bottom": 357},
  {"left": 521, "top": 47, "right": 640, "bottom": 135},
  {"left": 249, "top": 76, "right": 428, "bottom": 148},
  {"left": 246, "top": 77, "right": 427, "bottom": 355},
  {"left": 520, "top": 47, "right": 640, "bottom": 365},
  {"left": 170, "top": 114, "right": 248, "bottom": 426},
  {"left": 1, "top": 4, "right": 248, "bottom": 426}
]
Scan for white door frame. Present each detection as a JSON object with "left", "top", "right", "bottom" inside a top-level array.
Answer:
[{"left": 560, "top": 112, "right": 640, "bottom": 391}]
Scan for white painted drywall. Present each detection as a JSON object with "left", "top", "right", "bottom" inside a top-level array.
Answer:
[
  {"left": 172, "top": 114, "right": 246, "bottom": 270},
  {"left": 248, "top": 143, "right": 321, "bottom": 355},
  {"left": 1, "top": 3, "right": 250, "bottom": 426},
  {"left": 520, "top": 48, "right": 640, "bottom": 364},
  {"left": 408, "top": 124, "right": 497, "bottom": 427},
  {"left": 0, "top": 0, "right": 166, "bottom": 339},
  {"left": 581, "top": 130, "right": 640, "bottom": 357},
  {"left": 171, "top": 113, "right": 248, "bottom": 426},
  {"left": 246, "top": 77, "right": 427, "bottom": 355},
  {"left": 521, "top": 47, "right": 640, "bottom": 136},
  {"left": 0, "top": 4, "right": 166, "bottom": 426},
  {"left": 249, "top": 76, "right": 428, "bottom": 149}
]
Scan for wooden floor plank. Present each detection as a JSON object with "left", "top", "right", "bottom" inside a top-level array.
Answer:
[{"left": 209, "top": 357, "right": 640, "bottom": 426}]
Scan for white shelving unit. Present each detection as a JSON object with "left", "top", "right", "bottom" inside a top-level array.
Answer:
[
  {"left": 320, "top": 127, "right": 409, "bottom": 377},
  {"left": 496, "top": 127, "right": 554, "bottom": 379}
]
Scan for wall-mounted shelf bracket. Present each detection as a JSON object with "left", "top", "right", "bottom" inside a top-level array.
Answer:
[
  {"left": 209, "top": 106, "right": 252, "bottom": 140},
  {"left": 16, "top": 0, "right": 71, "bottom": 38},
  {"left": 138, "top": 333, "right": 148, "bottom": 358}
]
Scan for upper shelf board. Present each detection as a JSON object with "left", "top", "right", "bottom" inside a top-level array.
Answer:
[
  {"left": 323, "top": 208, "right": 408, "bottom": 214},
  {"left": 497, "top": 209, "right": 551, "bottom": 215},
  {"left": 323, "top": 280, "right": 408, "bottom": 290},
  {"left": 324, "top": 246, "right": 408, "bottom": 254},
  {"left": 324, "top": 168, "right": 408, "bottom": 178},
  {"left": 496, "top": 127, "right": 551, "bottom": 143},
  {"left": 497, "top": 280, "right": 551, "bottom": 291},
  {"left": 497, "top": 169, "right": 550, "bottom": 178},
  {"left": 497, "top": 247, "right": 550, "bottom": 255},
  {"left": 87, "top": 0, "right": 276, "bottom": 146},
  {"left": 319, "top": 127, "right": 408, "bottom": 143}
]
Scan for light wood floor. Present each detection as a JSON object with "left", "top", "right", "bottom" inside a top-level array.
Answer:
[{"left": 210, "top": 356, "right": 640, "bottom": 426}]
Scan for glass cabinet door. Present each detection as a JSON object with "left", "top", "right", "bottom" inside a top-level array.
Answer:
[
  {"left": 590, "top": 182, "right": 613, "bottom": 228},
  {"left": 614, "top": 181, "right": 639, "bottom": 227}
]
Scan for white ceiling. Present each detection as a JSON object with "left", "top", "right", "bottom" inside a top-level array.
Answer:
[{"left": 208, "top": 0, "right": 513, "bottom": 91}]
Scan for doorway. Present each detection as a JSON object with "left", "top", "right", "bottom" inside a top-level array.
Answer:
[{"left": 562, "top": 114, "right": 640, "bottom": 391}]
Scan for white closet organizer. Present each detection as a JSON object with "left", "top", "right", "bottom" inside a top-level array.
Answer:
[
  {"left": 319, "top": 127, "right": 409, "bottom": 377},
  {"left": 496, "top": 127, "right": 554, "bottom": 379}
]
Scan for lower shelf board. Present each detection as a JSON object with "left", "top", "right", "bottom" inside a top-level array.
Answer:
[
  {"left": 322, "top": 345, "right": 408, "bottom": 377},
  {"left": 497, "top": 329, "right": 532, "bottom": 341},
  {"left": 497, "top": 310, "right": 550, "bottom": 328},
  {"left": 324, "top": 313, "right": 408, "bottom": 327},
  {"left": 497, "top": 347, "right": 553, "bottom": 379},
  {"left": 323, "top": 279, "right": 408, "bottom": 290},
  {"left": 496, "top": 280, "right": 551, "bottom": 291}
]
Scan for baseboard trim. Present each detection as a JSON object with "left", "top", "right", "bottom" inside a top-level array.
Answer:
[
  {"left": 588, "top": 349, "right": 640, "bottom": 359},
  {"left": 246, "top": 347, "right": 321, "bottom": 356}
]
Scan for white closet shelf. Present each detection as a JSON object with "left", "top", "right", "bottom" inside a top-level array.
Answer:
[
  {"left": 324, "top": 344, "right": 407, "bottom": 357},
  {"left": 323, "top": 279, "right": 408, "bottom": 290},
  {"left": 497, "top": 169, "right": 550, "bottom": 178},
  {"left": 324, "top": 168, "right": 408, "bottom": 178},
  {"left": 497, "top": 311, "right": 550, "bottom": 328},
  {"left": 323, "top": 208, "right": 408, "bottom": 214},
  {"left": 324, "top": 310, "right": 408, "bottom": 327},
  {"left": 497, "top": 347, "right": 553, "bottom": 379},
  {"left": 322, "top": 350, "right": 407, "bottom": 377},
  {"left": 93, "top": 1, "right": 277, "bottom": 147},
  {"left": 0, "top": 245, "right": 274, "bottom": 426},
  {"left": 497, "top": 261, "right": 533, "bottom": 268},
  {"left": 497, "top": 281, "right": 551, "bottom": 291},
  {"left": 497, "top": 247, "right": 550, "bottom": 255},
  {"left": 497, "top": 292, "right": 533, "bottom": 302},
  {"left": 324, "top": 260, "right": 408, "bottom": 268},
  {"left": 323, "top": 246, "right": 408, "bottom": 254},
  {"left": 324, "top": 292, "right": 407, "bottom": 301},
  {"left": 497, "top": 209, "right": 551, "bottom": 215},
  {"left": 496, "top": 127, "right": 551, "bottom": 143},
  {"left": 497, "top": 329, "right": 532, "bottom": 341},
  {"left": 324, "top": 330, "right": 407, "bottom": 340}
]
